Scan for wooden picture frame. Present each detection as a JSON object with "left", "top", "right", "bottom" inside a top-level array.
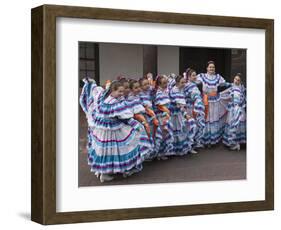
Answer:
[{"left": 31, "top": 4, "right": 274, "bottom": 225}]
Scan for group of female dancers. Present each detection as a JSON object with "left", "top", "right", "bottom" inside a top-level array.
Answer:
[{"left": 80, "top": 61, "right": 246, "bottom": 183}]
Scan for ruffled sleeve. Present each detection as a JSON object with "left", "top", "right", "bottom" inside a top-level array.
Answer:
[
  {"left": 219, "top": 85, "right": 232, "bottom": 100},
  {"left": 184, "top": 82, "right": 197, "bottom": 101},
  {"left": 79, "top": 82, "right": 89, "bottom": 114},
  {"left": 139, "top": 91, "right": 153, "bottom": 108},
  {"left": 232, "top": 87, "right": 243, "bottom": 106},
  {"left": 218, "top": 74, "right": 226, "bottom": 84},
  {"left": 170, "top": 86, "right": 186, "bottom": 105},
  {"left": 190, "top": 86, "right": 202, "bottom": 101},
  {"left": 98, "top": 96, "right": 134, "bottom": 119},
  {"left": 88, "top": 86, "right": 104, "bottom": 116},
  {"left": 197, "top": 73, "right": 204, "bottom": 83},
  {"left": 168, "top": 78, "right": 176, "bottom": 91},
  {"left": 79, "top": 79, "right": 96, "bottom": 114},
  {"left": 241, "top": 85, "right": 247, "bottom": 108},
  {"left": 127, "top": 95, "right": 145, "bottom": 114},
  {"left": 126, "top": 118, "right": 141, "bottom": 130},
  {"left": 154, "top": 89, "right": 170, "bottom": 105}
]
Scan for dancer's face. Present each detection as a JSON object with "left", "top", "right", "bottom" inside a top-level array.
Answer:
[
  {"left": 111, "top": 86, "right": 124, "bottom": 98},
  {"left": 122, "top": 82, "right": 130, "bottom": 96},
  {"left": 189, "top": 71, "right": 197, "bottom": 82},
  {"left": 207, "top": 64, "right": 215, "bottom": 75},
  {"left": 140, "top": 79, "right": 150, "bottom": 91},
  {"left": 233, "top": 76, "right": 241, "bottom": 85},
  {"left": 146, "top": 73, "right": 153, "bottom": 80},
  {"left": 160, "top": 78, "right": 168, "bottom": 89},
  {"left": 177, "top": 78, "right": 186, "bottom": 89},
  {"left": 132, "top": 82, "right": 141, "bottom": 95}
]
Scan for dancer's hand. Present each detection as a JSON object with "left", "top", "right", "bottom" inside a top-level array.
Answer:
[{"left": 153, "top": 119, "right": 159, "bottom": 127}]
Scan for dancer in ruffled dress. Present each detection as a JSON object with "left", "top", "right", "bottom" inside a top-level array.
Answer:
[
  {"left": 222, "top": 73, "right": 246, "bottom": 150},
  {"left": 126, "top": 79, "right": 154, "bottom": 160},
  {"left": 169, "top": 75, "right": 197, "bottom": 154},
  {"left": 86, "top": 81, "right": 145, "bottom": 182},
  {"left": 197, "top": 61, "right": 227, "bottom": 146},
  {"left": 153, "top": 75, "right": 175, "bottom": 159},
  {"left": 184, "top": 69, "right": 206, "bottom": 149}
]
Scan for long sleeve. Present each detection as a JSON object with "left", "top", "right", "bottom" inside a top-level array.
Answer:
[
  {"left": 155, "top": 89, "right": 170, "bottom": 105},
  {"left": 170, "top": 87, "right": 186, "bottom": 105},
  {"left": 98, "top": 96, "right": 134, "bottom": 119}
]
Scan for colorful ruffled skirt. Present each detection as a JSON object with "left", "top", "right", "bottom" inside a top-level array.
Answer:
[
  {"left": 170, "top": 112, "right": 194, "bottom": 154},
  {"left": 202, "top": 99, "right": 227, "bottom": 145},
  {"left": 222, "top": 105, "right": 246, "bottom": 146},
  {"left": 87, "top": 117, "right": 143, "bottom": 174}
]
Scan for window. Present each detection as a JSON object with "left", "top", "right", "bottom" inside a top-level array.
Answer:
[{"left": 79, "top": 42, "right": 99, "bottom": 87}]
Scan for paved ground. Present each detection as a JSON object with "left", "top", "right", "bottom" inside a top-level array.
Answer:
[{"left": 78, "top": 108, "right": 246, "bottom": 187}]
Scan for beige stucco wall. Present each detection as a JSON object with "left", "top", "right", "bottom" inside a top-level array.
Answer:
[
  {"left": 99, "top": 43, "right": 143, "bottom": 84},
  {"left": 157, "top": 46, "right": 179, "bottom": 76}
]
